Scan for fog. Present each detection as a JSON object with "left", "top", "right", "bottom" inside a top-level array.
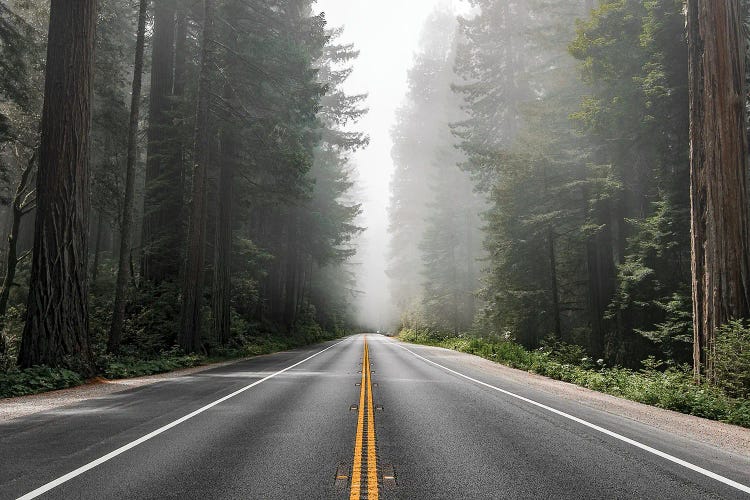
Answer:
[{"left": 315, "top": 0, "right": 469, "bottom": 331}]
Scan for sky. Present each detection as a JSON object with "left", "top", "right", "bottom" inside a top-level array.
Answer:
[{"left": 314, "top": 0, "right": 468, "bottom": 330}]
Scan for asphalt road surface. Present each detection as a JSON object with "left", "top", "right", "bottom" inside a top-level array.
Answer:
[{"left": 1, "top": 334, "right": 749, "bottom": 499}]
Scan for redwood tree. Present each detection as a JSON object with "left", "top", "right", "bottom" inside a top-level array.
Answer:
[
  {"left": 180, "top": 0, "right": 214, "bottom": 353},
  {"left": 141, "top": 0, "right": 181, "bottom": 284},
  {"left": 19, "top": 0, "right": 97, "bottom": 372},
  {"left": 109, "top": 0, "right": 148, "bottom": 353},
  {"left": 688, "top": 0, "right": 750, "bottom": 381}
]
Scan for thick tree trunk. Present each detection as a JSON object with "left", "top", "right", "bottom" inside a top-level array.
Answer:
[
  {"left": 109, "top": 0, "right": 148, "bottom": 354},
  {"left": 19, "top": 0, "right": 96, "bottom": 373},
  {"left": 212, "top": 89, "right": 235, "bottom": 346},
  {"left": 90, "top": 211, "right": 104, "bottom": 283},
  {"left": 688, "top": 0, "right": 750, "bottom": 382},
  {"left": 180, "top": 0, "right": 214, "bottom": 353},
  {"left": 141, "top": 0, "right": 177, "bottom": 283},
  {"left": 171, "top": 3, "right": 189, "bottom": 263}
]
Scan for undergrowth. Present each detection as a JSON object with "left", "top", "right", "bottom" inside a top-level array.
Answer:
[
  {"left": 400, "top": 328, "right": 750, "bottom": 428},
  {"left": 0, "top": 332, "right": 340, "bottom": 399}
]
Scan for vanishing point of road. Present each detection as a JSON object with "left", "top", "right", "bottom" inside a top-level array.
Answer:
[{"left": 1, "top": 334, "right": 749, "bottom": 499}]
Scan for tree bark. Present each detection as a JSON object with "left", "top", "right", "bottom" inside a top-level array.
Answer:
[
  {"left": 0, "top": 151, "right": 35, "bottom": 319},
  {"left": 284, "top": 214, "right": 299, "bottom": 330},
  {"left": 90, "top": 211, "right": 104, "bottom": 284},
  {"left": 179, "top": 0, "right": 214, "bottom": 353},
  {"left": 109, "top": 0, "right": 148, "bottom": 354},
  {"left": 0, "top": 152, "right": 35, "bottom": 356},
  {"left": 141, "top": 0, "right": 177, "bottom": 283},
  {"left": 212, "top": 88, "right": 235, "bottom": 346},
  {"left": 584, "top": 195, "right": 616, "bottom": 358},
  {"left": 688, "top": 0, "right": 750, "bottom": 382},
  {"left": 19, "top": 0, "right": 96, "bottom": 373}
]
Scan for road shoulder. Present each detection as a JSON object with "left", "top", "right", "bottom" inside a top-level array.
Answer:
[
  {"left": 0, "top": 356, "right": 255, "bottom": 422},
  {"left": 400, "top": 341, "right": 750, "bottom": 458}
]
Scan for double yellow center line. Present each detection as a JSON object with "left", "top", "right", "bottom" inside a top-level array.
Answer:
[{"left": 350, "top": 336, "right": 378, "bottom": 499}]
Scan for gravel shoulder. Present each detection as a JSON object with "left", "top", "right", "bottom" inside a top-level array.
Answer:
[
  {"left": 406, "top": 341, "right": 750, "bottom": 458},
  {"left": 0, "top": 357, "right": 251, "bottom": 422}
]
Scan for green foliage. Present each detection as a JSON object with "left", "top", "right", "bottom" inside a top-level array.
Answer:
[
  {"left": 388, "top": 8, "right": 483, "bottom": 334},
  {"left": 714, "top": 321, "right": 750, "bottom": 399},
  {"left": 98, "top": 348, "right": 202, "bottom": 379},
  {"left": 402, "top": 331, "right": 750, "bottom": 428},
  {"left": 1, "top": 327, "right": 346, "bottom": 399},
  {"left": 119, "top": 283, "right": 182, "bottom": 354},
  {"left": 0, "top": 366, "right": 84, "bottom": 398},
  {"left": 424, "top": 0, "right": 693, "bottom": 371}
]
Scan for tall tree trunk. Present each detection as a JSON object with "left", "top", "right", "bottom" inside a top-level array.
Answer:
[
  {"left": 688, "top": 0, "right": 750, "bottom": 382},
  {"left": 284, "top": 215, "right": 299, "bottom": 330},
  {"left": 0, "top": 152, "right": 35, "bottom": 356},
  {"left": 172, "top": 4, "right": 188, "bottom": 256},
  {"left": 19, "top": 0, "right": 96, "bottom": 373},
  {"left": 0, "top": 152, "right": 35, "bottom": 319},
  {"left": 465, "top": 209, "right": 476, "bottom": 329},
  {"left": 141, "top": 0, "right": 176, "bottom": 283},
  {"left": 548, "top": 227, "right": 562, "bottom": 340},
  {"left": 212, "top": 88, "right": 235, "bottom": 346},
  {"left": 584, "top": 195, "right": 616, "bottom": 358},
  {"left": 90, "top": 211, "right": 104, "bottom": 284},
  {"left": 109, "top": 0, "right": 148, "bottom": 354},
  {"left": 179, "top": 0, "right": 214, "bottom": 353}
]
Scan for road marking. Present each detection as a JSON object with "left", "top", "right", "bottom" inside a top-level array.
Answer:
[
  {"left": 365, "top": 341, "right": 378, "bottom": 497},
  {"left": 16, "top": 339, "right": 348, "bottom": 500},
  {"left": 350, "top": 339, "right": 367, "bottom": 499},
  {"left": 350, "top": 336, "right": 379, "bottom": 500},
  {"left": 392, "top": 341, "right": 750, "bottom": 495}
]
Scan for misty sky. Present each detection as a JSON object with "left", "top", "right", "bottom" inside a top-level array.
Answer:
[{"left": 315, "top": 0, "right": 468, "bottom": 328}]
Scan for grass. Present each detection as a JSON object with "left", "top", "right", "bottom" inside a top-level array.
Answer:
[{"left": 399, "top": 328, "right": 750, "bottom": 428}]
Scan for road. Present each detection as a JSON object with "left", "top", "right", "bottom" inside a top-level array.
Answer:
[{"left": 1, "top": 334, "right": 749, "bottom": 499}]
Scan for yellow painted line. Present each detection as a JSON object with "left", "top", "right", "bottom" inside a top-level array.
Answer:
[
  {"left": 365, "top": 340, "right": 379, "bottom": 499},
  {"left": 350, "top": 338, "right": 367, "bottom": 499},
  {"left": 350, "top": 336, "right": 378, "bottom": 500}
]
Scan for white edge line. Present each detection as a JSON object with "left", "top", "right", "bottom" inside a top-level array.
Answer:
[
  {"left": 392, "top": 341, "right": 750, "bottom": 495},
  {"left": 17, "top": 339, "right": 348, "bottom": 500}
]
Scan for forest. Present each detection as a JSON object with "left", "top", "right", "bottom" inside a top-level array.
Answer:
[
  {"left": 0, "top": 0, "right": 366, "bottom": 393},
  {"left": 390, "top": 0, "right": 750, "bottom": 422},
  {"left": 0, "top": 0, "right": 749, "bottom": 427}
]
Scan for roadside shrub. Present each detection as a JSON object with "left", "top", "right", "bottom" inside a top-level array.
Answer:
[
  {"left": 120, "top": 282, "right": 181, "bottom": 354},
  {"left": 0, "top": 366, "right": 84, "bottom": 398},
  {"left": 714, "top": 320, "right": 750, "bottom": 398},
  {"left": 99, "top": 348, "right": 202, "bottom": 379},
  {"left": 401, "top": 330, "right": 750, "bottom": 428}
]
